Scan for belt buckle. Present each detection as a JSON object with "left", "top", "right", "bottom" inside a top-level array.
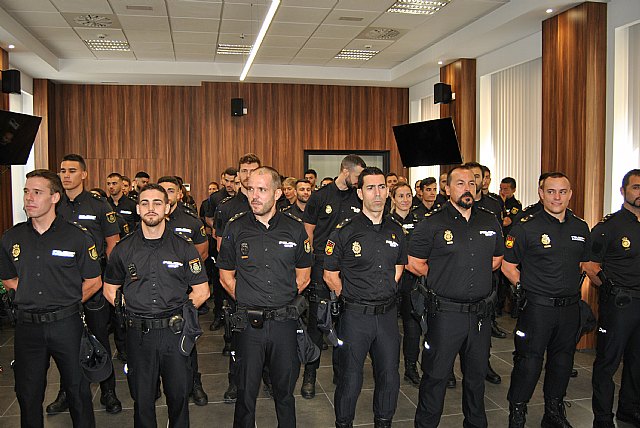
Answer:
[
  {"left": 468, "top": 303, "right": 478, "bottom": 313},
  {"left": 555, "top": 297, "right": 566, "bottom": 307},
  {"left": 39, "top": 313, "right": 49, "bottom": 323}
]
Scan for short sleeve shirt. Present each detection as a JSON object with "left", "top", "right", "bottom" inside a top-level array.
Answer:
[
  {"left": 324, "top": 213, "right": 407, "bottom": 303},
  {"left": 167, "top": 206, "right": 207, "bottom": 245},
  {"left": 504, "top": 210, "right": 591, "bottom": 297},
  {"left": 217, "top": 211, "right": 312, "bottom": 308},
  {"left": 590, "top": 207, "right": 640, "bottom": 289},
  {"left": 58, "top": 190, "right": 120, "bottom": 258},
  {"left": 104, "top": 226, "right": 208, "bottom": 314},
  {"left": 107, "top": 195, "right": 139, "bottom": 231},
  {"left": 409, "top": 203, "right": 504, "bottom": 301},
  {"left": 214, "top": 192, "right": 250, "bottom": 237},
  {"left": 0, "top": 216, "right": 101, "bottom": 310}
]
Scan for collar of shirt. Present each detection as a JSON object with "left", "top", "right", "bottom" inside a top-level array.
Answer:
[
  {"left": 64, "top": 189, "right": 90, "bottom": 204},
  {"left": 249, "top": 210, "right": 282, "bottom": 230},
  {"left": 621, "top": 205, "right": 640, "bottom": 223},
  {"left": 443, "top": 200, "right": 480, "bottom": 222},
  {"left": 136, "top": 224, "right": 172, "bottom": 247},
  {"left": 27, "top": 215, "right": 64, "bottom": 236},
  {"left": 539, "top": 208, "right": 573, "bottom": 225}
]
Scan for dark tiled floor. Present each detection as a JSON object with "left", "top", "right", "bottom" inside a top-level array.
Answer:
[{"left": 0, "top": 309, "right": 630, "bottom": 427}]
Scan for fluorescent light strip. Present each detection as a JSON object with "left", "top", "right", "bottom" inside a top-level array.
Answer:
[
  {"left": 239, "top": 0, "right": 280, "bottom": 81},
  {"left": 84, "top": 39, "right": 130, "bottom": 51},
  {"left": 334, "top": 49, "right": 379, "bottom": 60},
  {"left": 387, "top": 0, "right": 450, "bottom": 15},
  {"left": 217, "top": 44, "right": 252, "bottom": 55}
]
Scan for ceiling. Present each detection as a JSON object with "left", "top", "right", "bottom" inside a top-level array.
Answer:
[{"left": 0, "top": 0, "right": 589, "bottom": 87}]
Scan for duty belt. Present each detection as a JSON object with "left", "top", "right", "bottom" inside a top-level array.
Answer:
[
  {"left": 525, "top": 292, "right": 580, "bottom": 307},
  {"left": 126, "top": 310, "right": 183, "bottom": 330},
  {"left": 341, "top": 297, "right": 396, "bottom": 315},
  {"left": 237, "top": 305, "right": 299, "bottom": 321},
  {"left": 605, "top": 285, "right": 640, "bottom": 299},
  {"left": 430, "top": 292, "right": 496, "bottom": 315},
  {"left": 14, "top": 302, "right": 82, "bottom": 324}
]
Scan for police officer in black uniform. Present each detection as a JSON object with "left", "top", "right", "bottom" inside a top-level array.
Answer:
[
  {"left": 412, "top": 177, "right": 441, "bottom": 220},
  {"left": 301, "top": 154, "right": 366, "bottom": 399},
  {"left": 48, "top": 154, "right": 123, "bottom": 414},
  {"left": 502, "top": 172, "right": 591, "bottom": 428},
  {"left": 408, "top": 165, "right": 504, "bottom": 428},
  {"left": 103, "top": 183, "right": 210, "bottom": 428},
  {"left": 282, "top": 179, "right": 312, "bottom": 219},
  {"left": 324, "top": 167, "right": 407, "bottom": 428},
  {"left": 387, "top": 182, "right": 421, "bottom": 386},
  {"left": 156, "top": 176, "right": 209, "bottom": 405},
  {"left": 128, "top": 171, "right": 150, "bottom": 201},
  {"left": 107, "top": 172, "right": 139, "bottom": 232},
  {"left": 204, "top": 167, "right": 238, "bottom": 229},
  {"left": 214, "top": 154, "right": 262, "bottom": 402},
  {"left": 585, "top": 169, "right": 640, "bottom": 428},
  {"left": 218, "top": 167, "right": 312, "bottom": 428},
  {"left": 0, "top": 170, "right": 102, "bottom": 428}
]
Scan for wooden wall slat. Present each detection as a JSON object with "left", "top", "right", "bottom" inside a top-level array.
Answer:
[{"left": 45, "top": 82, "right": 407, "bottom": 203}]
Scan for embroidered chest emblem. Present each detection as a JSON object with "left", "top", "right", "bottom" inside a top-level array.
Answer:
[
  {"left": 11, "top": 243, "right": 20, "bottom": 260},
  {"left": 622, "top": 236, "right": 631, "bottom": 250},
  {"left": 443, "top": 230, "right": 454, "bottom": 245},
  {"left": 325, "top": 205, "right": 332, "bottom": 214},
  {"left": 541, "top": 234, "right": 551, "bottom": 248},
  {"left": 352, "top": 241, "right": 362, "bottom": 257}
]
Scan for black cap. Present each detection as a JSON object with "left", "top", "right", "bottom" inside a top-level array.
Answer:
[
  {"left": 179, "top": 300, "right": 203, "bottom": 356},
  {"left": 79, "top": 330, "right": 113, "bottom": 383}
]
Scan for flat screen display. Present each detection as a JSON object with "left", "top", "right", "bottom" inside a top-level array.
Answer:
[
  {"left": 0, "top": 110, "right": 42, "bottom": 165},
  {"left": 392, "top": 117, "right": 462, "bottom": 167}
]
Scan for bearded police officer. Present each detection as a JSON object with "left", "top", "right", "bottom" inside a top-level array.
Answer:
[
  {"left": 301, "top": 154, "right": 366, "bottom": 399},
  {"left": 218, "top": 166, "right": 312, "bottom": 428},
  {"left": 0, "top": 170, "right": 102, "bottom": 428},
  {"left": 585, "top": 169, "right": 640, "bottom": 428},
  {"left": 324, "top": 167, "right": 407, "bottom": 428},
  {"left": 408, "top": 165, "right": 504, "bottom": 428},
  {"left": 502, "top": 172, "right": 590, "bottom": 428},
  {"left": 104, "top": 183, "right": 210, "bottom": 428},
  {"left": 106, "top": 172, "right": 139, "bottom": 233},
  {"left": 48, "top": 153, "right": 122, "bottom": 415}
]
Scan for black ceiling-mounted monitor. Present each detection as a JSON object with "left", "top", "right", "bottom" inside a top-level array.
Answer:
[
  {"left": 0, "top": 110, "right": 42, "bottom": 165},
  {"left": 392, "top": 117, "right": 463, "bottom": 167}
]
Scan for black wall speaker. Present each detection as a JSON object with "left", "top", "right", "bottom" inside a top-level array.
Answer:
[
  {"left": 434, "top": 82, "right": 452, "bottom": 104},
  {"left": 1, "top": 69, "right": 21, "bottom": 94},
  {"left": 231, "top": 98, "right": 245, "bottom": 116}
]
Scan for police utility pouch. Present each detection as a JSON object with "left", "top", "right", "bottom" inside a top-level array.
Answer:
[
  {"left": 168, "top": 314, "right": 184, "bottom": 334},
  {"left": 247, "top": 309, "right": 264, "bottom": 329},
  {"left": 614, "top": 289, "right": 632, "bottom": 308}
]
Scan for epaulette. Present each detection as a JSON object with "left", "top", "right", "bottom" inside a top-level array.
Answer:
[
  {"left": 335, "top": 217, "right": 352, "bottom": 229},
  {"left": 90, "top": 192, "right": 106, "bottom": 201},
  {"left": 227, "top": 211, "right": 248, "bottom": 224},
  {"left": 115, "top": 230, "right": 135, "bottom": 244},
  {"left": 127, "top": 194, "right": 137, "bottom": 203},
  {"left": 281, "top": 204, "right": 293, "bottom": 212},
  {"left": 567, "top": 208, "right": 587, "bottom": 224},
  {"left": 218, "top": 195, "right": 234, "bottom": 206},
  {"left": 476, "top": 205, "right": 494, "bottom": 215},
  {"left": 181, "top": 207, "right": 200, "bottom": 220},
  {"left": 282, "top": 210, "right": 302, "bottom": 222},
  {"left": 522, "top": 203, "right": 537, "bottom": 212},
  {"left": 485, "top": 193, "right": 500, "bottom": 202},
  {"left": 519, "top": 214, "right": 534, "bottom": 223},
  {"left": 388, "top": 215, "right": 404, "bottom": 229},
  {"left": 598, "top": 212, "right": 616, "bottom": 224},
  {"left": 172, "top": 231, "right": 193, "bottom": 243},
  {"left": 425, "top": 205, "right": 444, "bottom": 217},
  {"left": 70, "top": 221, "right": 90, "bottom": 233}
]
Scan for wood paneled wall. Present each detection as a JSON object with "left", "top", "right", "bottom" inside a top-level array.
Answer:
[
  {"left": 542, "top": 1, "right": 607, "bottom": 349},
  {"left": 440, "top": 58, "right": 477, "bottom": 172},
  {"left": 33, "top": 79, "right": 58, "bottom": 170},
  {"left": 40, "top": 82, "right": 407, "bottom": 203},
  {"left": 0, "top": 48, "right": 13, "bottom": 235}
]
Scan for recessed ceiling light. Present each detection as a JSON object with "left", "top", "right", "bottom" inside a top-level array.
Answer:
[
  {"left": 437, "top": 60, "right": 443, "bottom": 65},
  {"left": 546, "top": 8, "right": 553, "bottom": 14},
  {"left": 335, "top": 49, "right": 379, "bottom": 61},
  {"left": 217, "top": 44, "right": 252, "bottom": 55},
  {"left": 84, "top": 39, "right": 130, "bottom": 51},
  {"left": 387, "top": 0, "right": 451, "bottom": 15},
  {"left": 8, "top": 44, "right": 15, "bottom": 49}
]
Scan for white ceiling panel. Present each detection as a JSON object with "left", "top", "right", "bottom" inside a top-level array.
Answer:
[
  {"left": 275, "top": 6, "right": 331, "bottom": 24},
  {"left": 128, "top": 41, "right": 174, "bottom": 52},
  {"left": 1, "top": 0, "right": 58, "bottom": 12},
  {"left": 219, "top": 19, "right": 259, "bottom": 35},
  {"left": 57, "top": 50, "right": 96, "bottom": 58},
  {"left": 255, "top": 46, "right": 299, "bottom": 57},
  {"left": 217, "top": 33, "right": 255, "bottom": 44},
  {"left": 289, "top": 57, "right": 330, "bottom": 66},
  {"left": 28, "top": 26, "right": 79, "bottom": 40},
  {"left": 254, "top": 56, "right": 292, "bottom": 65},
  {"left": 323, "top": 9, "right": 382, "bottom": 27},
  {"left": 135, "top": 52, "right": 176, "bottom": 61},
  {"left": 175, "top": 52, "right": 215, "bottom": 62},
  {"left": 122, "top": 30, "right": 172, "bottom": 43},
  {"left": 49, "top": 0, "right": 113, "bottom": 14},
  {"left": 371, "top": 11, "right": 433, "bottom": 29},
  {"left": 313, "top": 24, "right": 365, "bottom": 39},
  {"left": 223, "top": 3, "right": 268, "bottom": 21},
  {"left": 295, "top": 48, "right": 339, "bottom": 60},
  {"left": 170, "top": 18, "right": 220, "bottom": 33},
  {"left": 167, "top": 1, "right": 223, "bottom": 19},
  {"left": 118, "top": 15, "right": 170, "bottom": 31},
  {"left": 93, "top": 50, "right": 136, "bottom": 59},
  {"left": 9, "top": 11, "right": 69, "bottom": 27},
  {"left": 173, "top": 43, "right": 215, "bottom": 54},
  {"left": 172, "top": 31, "right": 218, "bottom": 44},
  {"left": 345, "top": 39, "right": 394, "bottom": 51},
  {"left": 281, "top": 0, "right": 337, "bottom": 7},
  {"left": 74, "top": 28, "right": 128, "bottom": 41},
  {"left": 109, "top": 0, "right": 168, "bottom": 17},
  {"left": 261, "top": 35, "right": 308, "bottom": 48},
  {"left": 268, "top": 22, "right": 317, "bottom": 37},
  {"left": 304, "top": 37, "right": 350, "bottom": 49},
  {"left": 335, "top": 0, "right": 395, "bottom": 12}
]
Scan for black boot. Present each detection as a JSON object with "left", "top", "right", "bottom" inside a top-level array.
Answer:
[
  {"left": 486, "top": 361, "right": 501, "bottom": 384},
  {"left": 209, "top": 317, "right": 224, "bottom": 331},
  {"left": 222, "top": 339, "right": 232, "bottom": 356},
  {"left": 46, "top": 390, "right": 69, "bottom": 415},
  {"left": 335, "top": 422, "right": 353, "bottom": 428},
  {"left": 301, "top": 367, "right": 316, "bottom": 399},
  {"left": 491, "top": 319, "right": 507, "bottom": 338},
  {"left": 447, "top": 370, "right": 456, "bottom": 388},
  {"left": 223, "top": 382, "right": 237, "bottom": 404},
  {"left": 404, "top": 362, "right": 421, "bottom": 386},
  {"left": 100, "top": 389, "right": 122, "bottom": 414},
  {"left": 191, "top": 373, "right": 208, "bottom": 406},
  {"left": 374, "top": 417, "right": 392, "bottom": 427},
  {"left": 616, "top": 406, "right": 640, "bottom": 427},
  {"left": 508, "top": 402, "right": 527, "bottom": 428},
  {"left": 542, "top": 397, "right": 573, "bottom": 428}
]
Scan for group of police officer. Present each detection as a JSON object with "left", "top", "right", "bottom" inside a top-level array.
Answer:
[{"left": 0, "top": 150, "right": 639, "bottom": 428}]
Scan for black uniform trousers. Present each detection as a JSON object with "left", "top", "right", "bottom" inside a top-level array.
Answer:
[
  {"left": 306, "top": 258, "right": 332, "bottom": 371},
  {"left": 507, "top": 301, "right": 579, "bottom": 403},
  {"left": 14, "top": 313, "right": 95, "bottom": 428},
  {"left": 399, "top": 272, "right": 421, "bottom": 366},
  {"left": 233, "top": 318, "right": 299, "bottom": 428},
  {"left": 334, "top": 307, "right": 400, "bottom": 424},
  {"left": 415, "top": 311, "right": 491, "bottom": 428},
  {"left": 592, "top": 296, "right": 640, "bottom": 421},
  {"left": 127, "top": 326, "right": 192, "bottom": 428}
]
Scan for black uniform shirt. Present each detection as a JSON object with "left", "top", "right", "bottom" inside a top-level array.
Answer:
[
  {"left": 204, "top": 188, "right": 231, "bottom": 218},
  {"left": 302, "top": 182, "right": 362, "bottom": 257},
  {"left": 0, "top": 216, "right": 101, "bottom": 311},
  {"left": 104, "top": 226, "right": 208, "bottom": 315},
  {"left": 324, "top": 213, "right": 407, "bottom": 303},
  {"left": 217, "top": 211, "right": 312, "bottom": 308},
  {"left": 475, "top": 193, "right": 503, "bottom": 224},
  {"left": 411, "top": 202, "right": 442, "bottom": 221},
  {"left": 107, "top": 194, "right": 139, "bottom": 231},
  {"left": 409, "top": 202, "right": 504, "bottom": 301},
  {"left": 514, "top": 201, "right": 543, "bottom": 223},
  {"left": 167, "top": 206, "right": 207, "bottom": 245},
  {"left": 58, "top": 190, "right": 120, "bottom": 258},
  {"left": 504, "top": 209, "right": 591, "bottom": 297},
  {"left": 388, "top": 211, "right": 420, "bottom": 241},
  {"left": 435, "top": 193, "right": 448, "bottom": 206},
  {"left": 411, "top": 196, "right": 422, "bottom": 210},
  {"left": 503, "top": 195, "right": 522, "bottom": 234},
  {"left": 282, "top": 203, "right": 304, "bottom": 219},
  {"left": 590, "top": 207, "right": 640, "bottom": 289},
  {"left": 215, "top": 192, "right": 250, "bottom": 236}
]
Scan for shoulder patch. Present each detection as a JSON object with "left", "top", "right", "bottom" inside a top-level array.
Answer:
[
  {"left": 566, "top": 208, "right": 587, "bottom": 224},
  {"left": 282, "top": 211, "right": 302, "bottom": 222},
  {"left": 227, "top": 211, "right": 249, "bottom": 224},
  {"left": 476, "top": 205, "right": 493, "bottom": 215}
]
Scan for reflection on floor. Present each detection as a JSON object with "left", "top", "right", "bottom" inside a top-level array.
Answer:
[{"left": 0, "top": 308, "right": 629, "bottom": 427}]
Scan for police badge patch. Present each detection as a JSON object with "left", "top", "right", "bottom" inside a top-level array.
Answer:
[
  {"left": 106, "top": 211, "right": 117, "bottom": 223},
  {"left": 304, "top": 239, "right": 311, "bottom": 254},
  {"left": 352, "top": 241, "right": 362, "bottom": 257},
  {"left": 88, "top": 245, "right": 99, "bottom": 261},
  {"left": 444, "top": 230, "right": 454, "bottom": 245},
  {"left": 12, "top": 243, "right": 20, "bottom": 261},
  {"left": 622, "top": 237, "right": 631, "bottom": 250},
  {"left": 505, "top": 235, "right": 515, "bottom": 249},
  {"left": 189, "top": 258, "right": 202, "bottom": 274},
  {"left": 325, "top": 240, "right": 335, "bottom": 256},
  {"left": 200, "top": 226, "right": 206, "bottom": 237},
  {"left": 325, "top": 205, "right": 332, "bottom": 214},
  {"left": 240, "top": 242, "right": 249, "bottom": 259}
]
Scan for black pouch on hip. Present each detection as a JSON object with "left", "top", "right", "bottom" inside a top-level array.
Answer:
[{"left": 247, "top": 309, "right": 264, "bottom": 329}]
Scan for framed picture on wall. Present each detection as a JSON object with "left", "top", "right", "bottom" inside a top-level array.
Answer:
[{"left": 304, "top": 150, "right": 390, "bottom": 184}]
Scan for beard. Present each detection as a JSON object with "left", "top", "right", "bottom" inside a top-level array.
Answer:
[
  {"left": 142, "top": 214, "right": 164, "bottom": 227},
  {"left": 456, "top": 192, "right": 474, "bottom": 209},
  {"left": 345, "top": 176, "right": 356, "bottom": 190},
  {"left": 625, "top": 194, "right": 640, "bottom": 208},
  {"left": 251, "top": 199, "right": 274, "bottom": 216}
]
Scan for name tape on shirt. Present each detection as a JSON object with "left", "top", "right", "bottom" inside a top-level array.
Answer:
[
  {"left": 120, "top": 210, "right": 132, "bottom": 215},
  {"left": 479, "top": 230, "right": 496, "bottom": 237},
  {"left": 176, "top": 227, "right": 193, "bottom": 234},
  {"left": 78, "top": 214, "right": 97, "bottom": 220},
  {"left": 163, "top": 261, "right": 184, "bottom": 268},
  {"left": 386, "top": 240, "right": 399, "bottom": 248},
  {"left": 52, "top": 249, "right": 75, "bottom": 258},
  {"left": 571, "top": 235, "right": 585, "bottom": 242},
  {"left": 279, "top": 241, "right": 297, "bottom": 248}
]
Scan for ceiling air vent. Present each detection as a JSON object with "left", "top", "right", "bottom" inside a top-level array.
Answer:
[
  {"left": 74, "top": 14, "right": 114, "bottom": 28},
  {"left": 357, "top": 27, "right": 403, "bottom": 41},
  {"left": 338, "top": 16, "right": 364, "bottom": 22},
  {"left": 126, "top": 5, "right": 154, "bottom": 11}
]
